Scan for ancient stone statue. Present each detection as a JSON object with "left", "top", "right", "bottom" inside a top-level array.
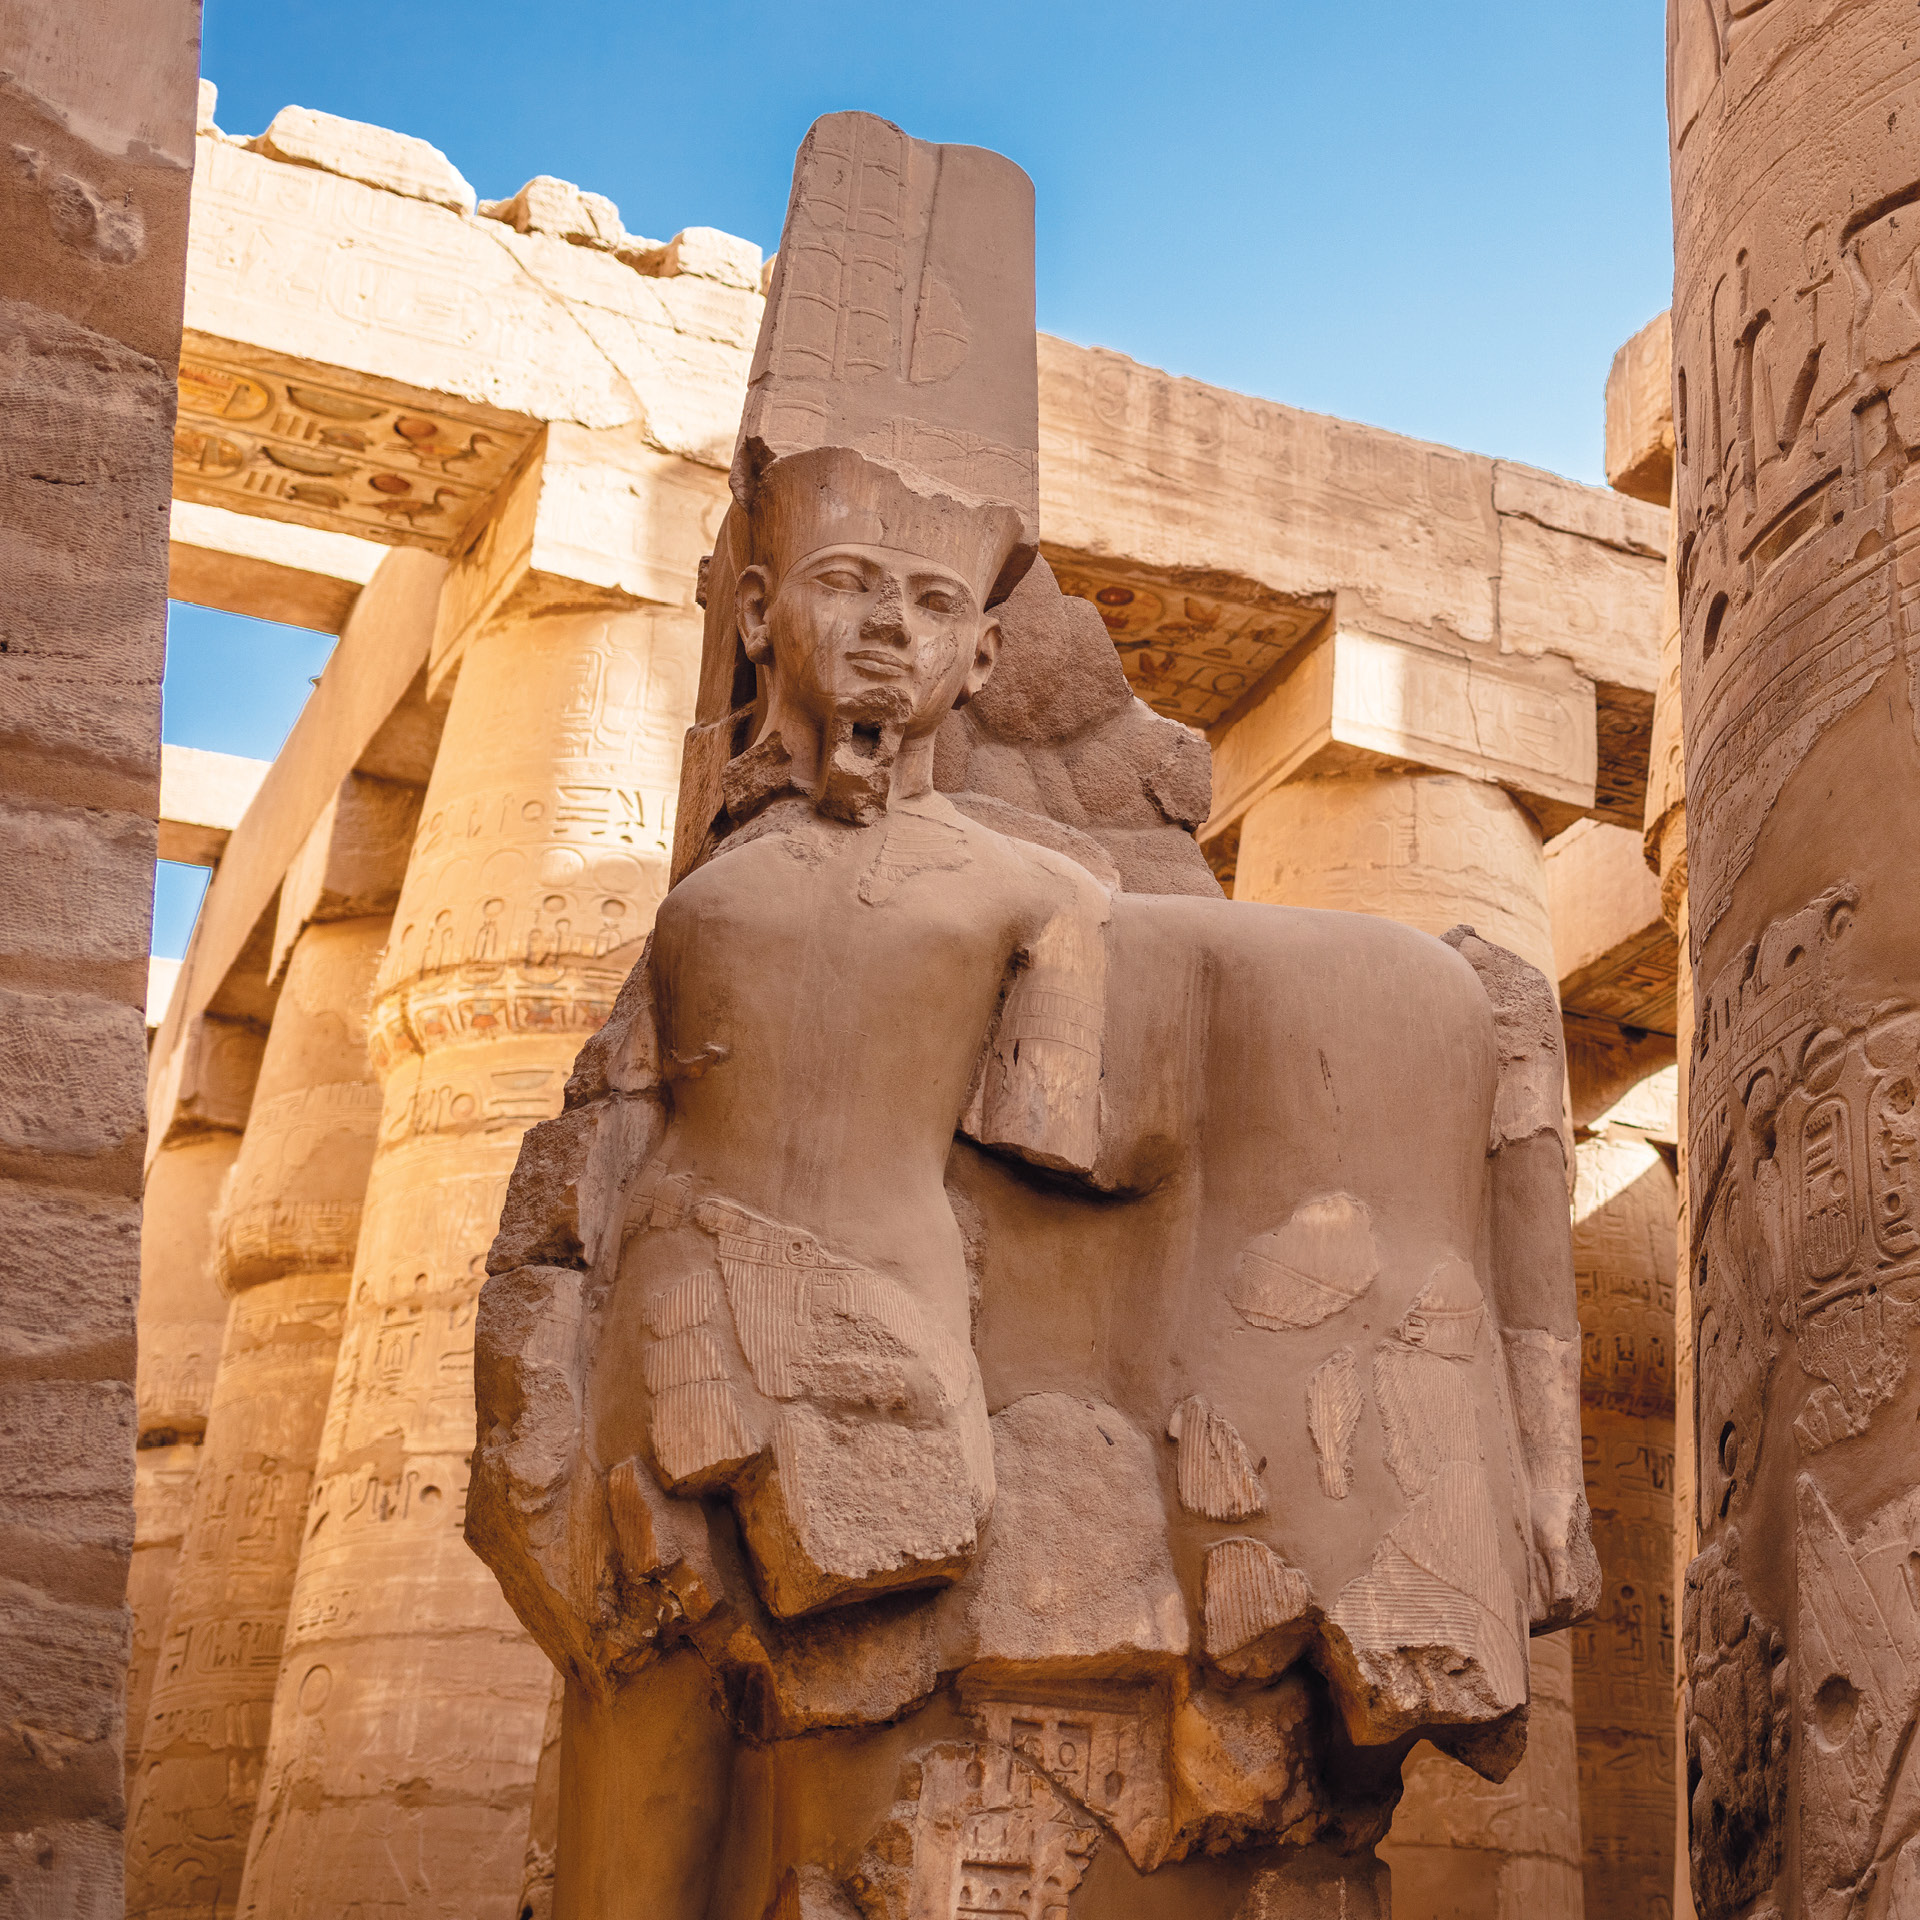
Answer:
[{"left": 468, "top": 111, "right": 1598, "bottom": 1919}]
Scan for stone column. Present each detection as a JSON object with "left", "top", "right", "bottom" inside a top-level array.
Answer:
[
  {"left": 130, "top": 1016, "right": 265, "bottom": 1773},
  {"left": 1671, "top": 4, "right": 1920, "bottom": 1911},
  {"left": 1236, "top": 766, "right": 1586, "bottom": 1918},
  {"left": 1569, "top": 1077, "right": 1678, "bottom": 1918},
  {"left": 237, "top": 433, "right": 712, "bottom": 1917},
  {"left": 126, "top": 902, "right": 390, "bottom": 1918},
  {"left": 0, "top": 17, "right": 199, "bottom": 1909}
]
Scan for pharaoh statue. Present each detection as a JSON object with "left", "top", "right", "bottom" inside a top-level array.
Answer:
[{"left": 469, "top": 112, "right": 1598, "bottom": 1920}]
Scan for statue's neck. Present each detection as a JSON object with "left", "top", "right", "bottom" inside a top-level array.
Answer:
[{"left": 757, "top": 691, "right": 935, "bottom": 817}]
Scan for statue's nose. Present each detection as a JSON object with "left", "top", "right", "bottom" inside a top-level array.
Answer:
[{"left": 859, "top": 575, "right": 909, "bottom": 644}]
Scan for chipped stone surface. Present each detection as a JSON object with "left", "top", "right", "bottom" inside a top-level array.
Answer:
[
  {"left": 251, "top": 105, "right": 476, "bottom": 213},
  {"left": 1167, "top": 1395, "right": 1266, "bottom": 1520}
]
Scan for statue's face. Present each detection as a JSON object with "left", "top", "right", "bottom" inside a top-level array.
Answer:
[{"left": 739, "top": 542, "right": 1000, "bottom": 734}]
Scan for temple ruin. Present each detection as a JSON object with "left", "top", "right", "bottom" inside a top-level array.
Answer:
[{"left": 8, "top": 1, "right": 1915, "bottom": 1915}]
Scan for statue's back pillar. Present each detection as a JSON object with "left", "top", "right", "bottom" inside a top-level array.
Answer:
[
  {"left": 1671, "top": 2, "right": 1920, "bottom": 1913},
  {"left": 1235, "top": 765, "right": 1585, "bottom": 1919}
]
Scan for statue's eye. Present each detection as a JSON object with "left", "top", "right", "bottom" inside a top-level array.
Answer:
[
  {"left": 919, "top": 589, "right": 959, "bottom": 613},
  {"left": 816, "top": 568, "right": 864, "bottom": 592}
]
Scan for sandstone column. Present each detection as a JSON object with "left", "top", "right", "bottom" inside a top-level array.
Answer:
[
  {"left": 1568, "top": 1074, "right": 1678, "bottom": 1918},
  {"left": 236, "top": 434, "right": 715, "bottom": 1919},
  {"left": 130, "top": 1017, "right": 264, "bottom": 1772},
  {"left": 0, "top": 12, "right": 201, "bottom": 1912},
  {"left": 127, "top": 775, "right": 404, "bottom": 1919},
  {"left": 1670, "top": 3, "right": 1920, "bottom": 1911},
  {"left": 1236, "top": 765, "right": 1585, "bottom": 1918}
]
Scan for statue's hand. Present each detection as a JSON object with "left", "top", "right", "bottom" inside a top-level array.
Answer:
[{"left": 1527, "top": 1483, "right": 1601, "bottom": 1630}]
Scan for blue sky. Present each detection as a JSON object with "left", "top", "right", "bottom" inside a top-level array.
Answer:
[{"left": 156, "top": 0, "right": 1674, "bottom": 958}]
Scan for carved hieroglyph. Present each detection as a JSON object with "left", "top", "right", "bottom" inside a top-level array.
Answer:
[
  {"left": 127, "top": 916, "right": 388, "bottom": 1920},
  {"left": 1672, "top": 4, "right": 1920, "bottom": 1913},
  {"left": 467, "top": 110, "right": 1597, "bottom": 1920},
  {"left": 174, "top": 351, "right": 535, "bottom": 555},
  {"left": 235, "top": 598, "right": 699, "bottom": 1919}
]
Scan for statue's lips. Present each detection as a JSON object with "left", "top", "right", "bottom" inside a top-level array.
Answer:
[{"left": 846, "top": 649, "right": 911, "bottom": 677}]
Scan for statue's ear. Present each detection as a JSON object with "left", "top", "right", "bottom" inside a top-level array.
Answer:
[
  {"left": 736, "top": 563, "right": 776, "bottom": 666},
  {"left": 956, "top": 614, "right": 1001, "bottom": 708}
]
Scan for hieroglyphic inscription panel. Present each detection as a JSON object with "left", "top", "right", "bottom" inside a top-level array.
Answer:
[{"left": 175, "top": 342, "right": 536, "bottom": 553}]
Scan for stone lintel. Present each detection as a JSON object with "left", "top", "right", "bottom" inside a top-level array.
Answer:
[
  {"left": 1203, "top": 625, "right": 1598, "bottom": 843},
  {"left": 175, "top": 327, "right": 541, "bottom": 557},
  {"left": 157, "top": 744, "right": 270, "bottom": 868},
  {"left": 1546, "top": 818, "right": 1678, "bottom": 1034},
  {"left": 168, "top": 498, "right": 384, "bottom": 632},
  {"left": 427, "top": 425, "right": 728, "bottom": 695},
  {"left": 1605, "top": 311, "right": 1675, "bottom": 507}
]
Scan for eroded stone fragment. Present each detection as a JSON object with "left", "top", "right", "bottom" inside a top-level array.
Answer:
[
  {"left": 1203, "top": 1537, "right": 1317, "bottom": 1681},
  {"left": 252, "top": 104, "right": 476, "bottom": 213},
  {"left": 1167, "top": 1394, "right": 1267, "bottom": 1519},
  {"left": 737, "top": 1405, "right": 980, "bottom": 1618},
  {"left": 1232, "top": 1192, "right": 1380, "bottom": 1330},
  {"left": 1306, "top": 1347, "right": 1362, "bottom": 1499}
]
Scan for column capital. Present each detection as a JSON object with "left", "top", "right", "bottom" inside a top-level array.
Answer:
[
  {"left": 427, "top": 424, "right": 728, "bottom": 695},
  {"left": 1205, "top": 621, "right": 1598, "bottom": 849}
]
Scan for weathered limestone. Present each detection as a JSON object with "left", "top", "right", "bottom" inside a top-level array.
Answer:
[
  {"left": 1606, "top": 313, "right": 1676, "bottom": 512},
  {"left": 470, "top": 109, "right": 1598, "bottom": 1920},
  {"left": 126, "top": 810, "right": 396, "bottom": 1916},
  {"left": 1569, "top": 1073, "right": 1678, "bottom": 1918},
  {"left": 0, "top": 3, "right": 200, "bottom": 1912},
  {"left": 1671, "top": 4, "right": 1920, "bottom": 1912},
  {"left": 235, "top": 436, "right": 711, "bottom": 1915}
]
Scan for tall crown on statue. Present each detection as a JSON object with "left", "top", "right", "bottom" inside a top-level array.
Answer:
[{"left": 677, "top": 112, "right": 1043, "bottom": 876}]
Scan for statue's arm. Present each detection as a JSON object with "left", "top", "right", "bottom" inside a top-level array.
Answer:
[
  {"left": 961, "top": 857, "right": 1110, "bottom": 1178},
  {"left": 1442, "top": 925, "right": 1601, "bottom": 1634}
]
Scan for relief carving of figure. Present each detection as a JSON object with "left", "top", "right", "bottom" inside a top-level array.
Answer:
[{"left": 468, "top": 112, "right": 1598, "bottom": 1920}]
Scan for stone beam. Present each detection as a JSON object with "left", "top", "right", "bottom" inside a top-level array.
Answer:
[
  {"left": 156, "top": 743, "right": 270, "bottom": 867},
  {"left": 1036, "top": 336, "right": 1668, "bottom": 830},
  {"left": 168, "top": 498, "right": 383, "bottom": 632},
  {"left": 175, "top": 117, "right": 762, "bottom": 557}
]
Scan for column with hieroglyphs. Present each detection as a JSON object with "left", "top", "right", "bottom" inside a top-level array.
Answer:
[
  {"left": 1569, "top": 1073, "right": 1678, "bottom": 1919},
  {"left": 1672, "top": 4, "right": 1920, "bottom": 1910},
  {"left": 130, "top": 1014, "right": 267, "bottom": 1776},
  {"left": 127, "top": 773, "right": 416, "bottom": 1918},
  {"left": 1223, "top": 681, "right": 1585, "bottom": 1914},
  {"left": 234, "top": 430, "right": 723, "bottom": 1919}
]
